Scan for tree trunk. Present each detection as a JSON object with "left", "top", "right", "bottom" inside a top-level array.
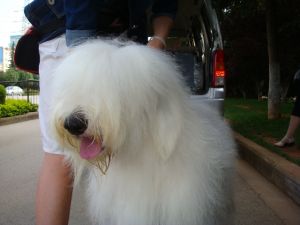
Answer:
[{"left": 266, "top": 0, "right": 281, "bottom": 119}]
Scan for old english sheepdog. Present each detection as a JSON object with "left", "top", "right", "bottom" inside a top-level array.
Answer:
[{"left": 50, "top": 39, "right": 236, "bottom": 225}]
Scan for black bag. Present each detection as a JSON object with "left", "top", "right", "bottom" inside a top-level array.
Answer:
[{"left": 14, "top": 27, "right": 40, "bottom": 74}]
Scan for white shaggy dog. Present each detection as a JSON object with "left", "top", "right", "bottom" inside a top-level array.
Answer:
[{"left": 50, "top": 39, "right": 236, "bottom": 225}]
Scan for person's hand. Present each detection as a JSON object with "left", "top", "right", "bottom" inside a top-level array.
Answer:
[{"left": 147, "top": 36, "right": 166, "bottom": 50}]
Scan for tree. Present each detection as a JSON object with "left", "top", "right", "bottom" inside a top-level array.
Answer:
[
  {"left": 2, "top": 68, "right": 34, "bottom": 83},
  {"left": 213, "top": 0, "right": 300, "bottom": 118},
  {"left": 4, "top": 68, "right": 19, "bottom": 82},
  {"left": 265, "top": 0, "right": 281, "bottom": 119},
  {"left": 0, "top": 71, "right": 5, "bottom": 82},
  {"left": 18, "top": 70, "right": 34, "bottom": 81},
  {"left": 213, "top": 0, "right": 268, "bottom": 98},
  {"left": 9, "top": 42, "right": 16, "bottom": 69}
]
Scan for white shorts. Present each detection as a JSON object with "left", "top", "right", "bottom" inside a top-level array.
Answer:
[{"left": 38, "top": 35, "right": 68, "bottom": 155}]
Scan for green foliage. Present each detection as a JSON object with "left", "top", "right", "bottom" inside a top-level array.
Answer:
[
  {"left": 0, "top": 99, "right": 38, "bottom": 118},
  {"left": 4, "top": 69, "right": 19, "bottom": 81},
  {"left": 0, "top": 84, "right": 6, "bottom": 104},
  {"left": 9, "top": 42, "right": 16, "bottom": 69},
  {"left": 18, "top": 71, "right": 34, "bottom": 80},
  {"left": 0, "top": 71, "right": 5, "bottom": 81},
  {"left": 2, "top": 68, "right": 34, "bottom": 82}
]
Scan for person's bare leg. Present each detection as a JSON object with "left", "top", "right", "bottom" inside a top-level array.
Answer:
[
  {"left": 285, "top": 115, "right": 300, "bottom": 139},
  {"left": 36, "top": 153, "right": 73, "bottom": 225},
  {"left": 275, "top": 115, "right": 300, "bottom": 147}
]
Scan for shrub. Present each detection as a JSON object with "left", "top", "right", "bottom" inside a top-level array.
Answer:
[
  {"left": 0, "top": 99, "right": 38, "bottom": 118},
  {"left": 0, "top": 84, "right": 6, "bottom": 104}
]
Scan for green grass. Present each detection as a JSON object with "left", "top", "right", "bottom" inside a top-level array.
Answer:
[
  {"left": 224, "top": 98, "right": 300, "bottom": 166},
  {"left": 0, "top": 99, "right": 38, "bottom": 118}
]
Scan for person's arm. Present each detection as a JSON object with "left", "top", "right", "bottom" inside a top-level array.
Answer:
[
  {"left": 36, "top": 153, "right": 73, "bottom": 225},
  {"left": 147, "top": 16, "right": 174, "bottom": 49},
  {"left": 147, "top": 0, "right": 178, "bottom": 49}
]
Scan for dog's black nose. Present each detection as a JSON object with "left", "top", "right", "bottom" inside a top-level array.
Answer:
[{"left": 64, "top": 113, "right": 88, "bottom": 136}]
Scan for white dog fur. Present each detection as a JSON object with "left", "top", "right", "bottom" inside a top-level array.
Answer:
[{"left": 50, "top": 39, "right": 236, "bottom": 225}]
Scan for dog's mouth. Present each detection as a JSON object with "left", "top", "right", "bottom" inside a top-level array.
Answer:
[
  {"left": 62, "top": 110, "right": 106, "bottom": 160},
  {"left": 79, "top": 136, "right": 105, "bottom": 160},
  {"left": 61, "top": 110, "right": 112, "bottom": 173},
  {"left": 79, "top": 135, "right": 112, "bottom": 174}
]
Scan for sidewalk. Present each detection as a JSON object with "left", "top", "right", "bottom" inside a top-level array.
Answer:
[
  {"left": 0, "top": 115, "right": 300, "bottom": 224},
  {"left": 1, "top": 119, "right": 300, "bottom": 225},
  {"left": 235, "top": 132, "right": 300, "bottom": 206},
  {"left": 235, "top": 158, "right": 300, "bottom": 225}
]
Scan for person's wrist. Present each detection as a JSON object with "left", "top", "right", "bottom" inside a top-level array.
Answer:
[{"left": 148, "top": 36, "right": 166, "bottom": 49}]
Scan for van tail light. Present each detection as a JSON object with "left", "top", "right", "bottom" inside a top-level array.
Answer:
[{"left": 212, "top": 49, "right": 225, "bottom": 87}]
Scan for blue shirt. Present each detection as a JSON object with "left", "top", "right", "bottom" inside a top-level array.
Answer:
[{"left": 24, "top": 0, "right": 177, "bottom": 46}]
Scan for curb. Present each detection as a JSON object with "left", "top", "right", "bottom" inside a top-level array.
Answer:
[
  {"left": 0, "top": 112, "right": 39, "bottom": 126},
  {"left": 235, "top": 132, "right": 300, "bottom": 206}
]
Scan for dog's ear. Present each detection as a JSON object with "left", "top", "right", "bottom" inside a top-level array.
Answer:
[{"left": 152, "top": 96, "right": 184, "bottom": 161}]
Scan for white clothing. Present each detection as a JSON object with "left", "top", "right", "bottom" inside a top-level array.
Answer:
[{"left": 38, "top": 35, "right": 68, "bottom": 154}]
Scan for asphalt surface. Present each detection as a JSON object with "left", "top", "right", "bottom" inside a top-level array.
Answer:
[{"left": 0, "top": 119, "right": 299, "bottom": 225}]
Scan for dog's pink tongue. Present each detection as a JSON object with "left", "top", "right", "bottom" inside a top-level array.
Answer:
[{"left": 80, "top": 137, "right": 103, "bottom": 160}]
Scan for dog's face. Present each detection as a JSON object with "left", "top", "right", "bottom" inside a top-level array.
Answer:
[{"left": 51, "top": 40, "right": 188, "bottom": 172}]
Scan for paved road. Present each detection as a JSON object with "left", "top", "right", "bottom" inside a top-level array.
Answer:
[{"left": 0, "top": 120, "right": 299, "bottom": 225}]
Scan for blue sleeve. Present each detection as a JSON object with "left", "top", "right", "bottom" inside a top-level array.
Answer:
[
  {"left": 65, "top": 29, "right": 97, "bottom": 47},
  {"left": 64, "top": 0, "right": 98, "bottom": 46},
  {"left": 64, "top": 0, "right": 98, "bottom": 30},
  {"left": 152, "top": 0, "right": 178, "bottom": 21}
]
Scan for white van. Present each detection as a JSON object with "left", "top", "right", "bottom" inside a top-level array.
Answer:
[{"left": 166, "top": 0, "right": 225, "bottom": 114}]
